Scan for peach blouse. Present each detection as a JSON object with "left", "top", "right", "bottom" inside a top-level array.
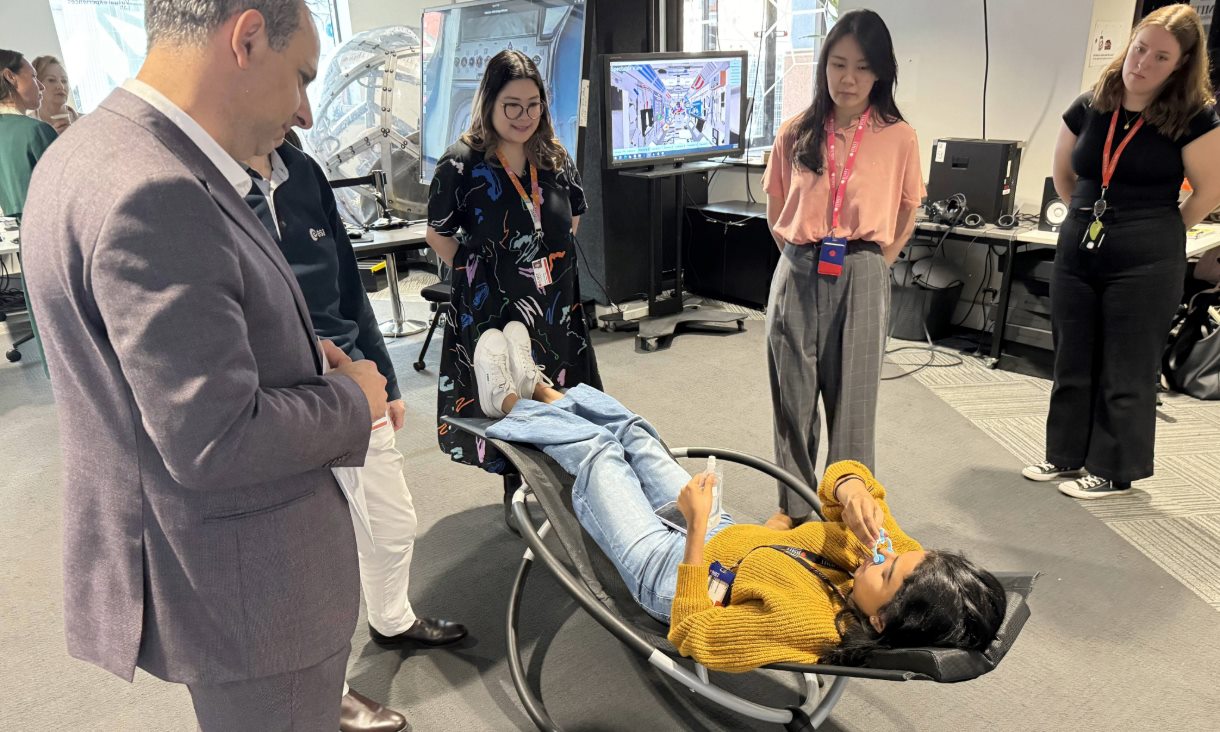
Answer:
[{"left": 762, "top": 113, "right": 925, "bottom": 248}]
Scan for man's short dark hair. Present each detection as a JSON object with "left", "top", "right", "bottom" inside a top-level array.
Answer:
[{"left": 145, "top": 1, "right": 303, "bottom": 51}]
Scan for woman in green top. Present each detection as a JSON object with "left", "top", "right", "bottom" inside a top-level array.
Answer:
[{"left": 0, "top": 49, "right": 56, "bottom": 219}]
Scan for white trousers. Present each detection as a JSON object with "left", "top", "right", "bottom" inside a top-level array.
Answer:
[{"left": 333, "top": 420, "right": 419, "bottom": 637}]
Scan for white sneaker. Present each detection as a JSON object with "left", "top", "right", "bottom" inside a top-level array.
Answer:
[
  {"left": 503, "top": 321, "right": 552, "bottom": 400},
  {"left": 1021, "top": 462, "right": 1085, "bottom": 482},
  {"left": 473, "top": 329, "right": 516, "bottom": 418},
  {"left": 1057, "top": 474, "right": 1132, "bottom": 500}
]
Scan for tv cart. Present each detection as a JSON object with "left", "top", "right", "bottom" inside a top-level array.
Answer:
[{"left": 602, "top": 160, "right": 745, "bottom": 352}]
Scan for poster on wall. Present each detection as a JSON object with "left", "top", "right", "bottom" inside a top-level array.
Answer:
[
  {"left": 1088, "top": 20, "right": 1127, "bottom": 69},
  {"left": 1190, "top": 1, "right": 1214, "bottom": 33}
]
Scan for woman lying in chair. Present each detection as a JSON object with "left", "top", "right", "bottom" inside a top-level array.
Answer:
[{"left": 473, "top": 326, "right": 1008, "bottom": 673}]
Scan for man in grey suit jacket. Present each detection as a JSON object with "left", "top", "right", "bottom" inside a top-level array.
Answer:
[{"left": 22, "top": 2, "right": 398, "bottom": 730}]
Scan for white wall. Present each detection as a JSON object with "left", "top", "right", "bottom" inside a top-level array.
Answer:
[
  {"left": 710, "top": 0, "right": 1137, "bottom": 211},
  {"left": 0, "top": 1, "right": 64, "bottom": 62}
]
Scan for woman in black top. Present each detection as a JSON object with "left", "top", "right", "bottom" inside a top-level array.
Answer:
[
  {"left": 426, "top": 50, "right": 601, "bottom": 478},
  {"left": 1023, "top": 5, "right": 1220, "bottom": 498}
]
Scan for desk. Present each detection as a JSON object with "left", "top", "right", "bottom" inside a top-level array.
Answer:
[
  {"left": 913, "top": 219, "right": 1220, "bottom": 366},
  {"left": 349, "top": 223, "right": 431, "bottom": 337},
  {"left": 683, "top": 200, "right": 776, "bottom": 309}
]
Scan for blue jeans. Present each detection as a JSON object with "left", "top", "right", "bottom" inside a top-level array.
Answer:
[{"left": 486, "top": 384, "right": 733, "bottom": 622}]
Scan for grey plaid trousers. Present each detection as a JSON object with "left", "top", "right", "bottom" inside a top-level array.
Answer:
[{"left": 766, "top": 241, "right": 889, "bottom": 516}]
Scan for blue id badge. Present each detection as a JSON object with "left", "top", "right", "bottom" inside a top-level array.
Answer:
[
  {"left": 818, "top": 237, "right": 847, "bottom": 277},
  {"left": 708, "top": 561, "right": 736, "bottom": 606}
]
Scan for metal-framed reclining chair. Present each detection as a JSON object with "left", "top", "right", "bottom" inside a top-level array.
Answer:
[{"left": 442, "top": 416, "right": 1038, "bottom": 731}]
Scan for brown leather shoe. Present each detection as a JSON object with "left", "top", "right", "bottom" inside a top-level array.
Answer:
[{"left": 340, "top": 689, "right": 408, "bottom": 732}]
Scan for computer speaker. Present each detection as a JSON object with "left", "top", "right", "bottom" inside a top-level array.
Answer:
[{"left": 1039, "top": 177, "right": 1068, "bottom": 233}]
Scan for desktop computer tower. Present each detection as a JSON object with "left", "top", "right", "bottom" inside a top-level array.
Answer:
[{"left": 926, "top": 138, "right": 1023, "bottom": 223}]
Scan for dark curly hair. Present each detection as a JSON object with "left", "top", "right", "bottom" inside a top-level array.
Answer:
[{"left": 820, "top": 551, "right": 1007, "bottom": 667}]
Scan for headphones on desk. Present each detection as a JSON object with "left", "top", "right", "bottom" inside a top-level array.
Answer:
[{"left": 924, "top": 193, "right": 968, "bottom": 227}]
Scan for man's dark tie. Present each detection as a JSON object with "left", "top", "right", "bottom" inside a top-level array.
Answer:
[{"left": 243, "top": 168, "right": 279, "bottom": 241}]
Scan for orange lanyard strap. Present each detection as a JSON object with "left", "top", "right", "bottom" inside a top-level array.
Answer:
[
  {"left": 1101, "top": 109, "right": 1144, "bottom": 192},
  {"left": 495, "top": 150, "right": 543, "bottom": 231}
]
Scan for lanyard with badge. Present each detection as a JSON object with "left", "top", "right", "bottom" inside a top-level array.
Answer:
[
  {"left": 707, "top": 545, "right": 852, "bottom": 607},
  {"left": 818, "top": 107, "right": 871, "bottom": 277},
  {"left": 1081, "top": 108, "right": 1144, "bottom": 253},
  {"left": 495, "top": 149, "right": 553, "bottom": 289}
]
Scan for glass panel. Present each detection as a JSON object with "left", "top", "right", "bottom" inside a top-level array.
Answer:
[
  {"left": 682, "top": 0, "right": 837, "bottom": 150},
  {"left": 49, "top": 1, "right": 343, "bottom": 115}
]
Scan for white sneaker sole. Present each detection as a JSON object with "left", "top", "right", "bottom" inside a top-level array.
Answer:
[
  {"left": 1057, "top": 483, "right": 1130, "bottom": 500},
  {"left": 1022, "top": 467, "right": 1084, "bottom": 482}
]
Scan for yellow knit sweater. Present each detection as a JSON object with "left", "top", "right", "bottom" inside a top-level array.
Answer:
[{"left": 666, "top": 460, "right": 922, "bottom": 673}]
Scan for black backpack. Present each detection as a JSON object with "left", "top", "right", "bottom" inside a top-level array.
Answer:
[{"left": 1164, "top": 285, "right": 1220, "bottom": 400}]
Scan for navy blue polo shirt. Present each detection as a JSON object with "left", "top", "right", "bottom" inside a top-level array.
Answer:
[{"left": 266, "top": 142, "right": 401, "bottom": 401}]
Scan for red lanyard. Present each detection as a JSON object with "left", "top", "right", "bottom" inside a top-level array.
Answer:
[
  {"left": 825, "top": 107, "right": 871, "bottom": 236},
  {"left": 1101, "top": 109, "right": 1144, "bottom": 193},
  {"left": 495, "top": 150, "right": 543, "bottom": 232}
]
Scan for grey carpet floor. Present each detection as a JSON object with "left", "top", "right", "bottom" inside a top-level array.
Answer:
[{"left": 2, "top": 292, "right": 1219, "bottom": 731}]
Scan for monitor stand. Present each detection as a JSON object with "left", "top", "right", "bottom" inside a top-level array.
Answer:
[{"left": 602, "top": 161, "right": 745, "bottom": 352}]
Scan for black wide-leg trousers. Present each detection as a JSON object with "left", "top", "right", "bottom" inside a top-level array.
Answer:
[{"left": 1045, "top": 208, "right": 1186, "bottom": 483}]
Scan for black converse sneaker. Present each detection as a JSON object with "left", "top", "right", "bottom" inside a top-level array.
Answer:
[
  {"left": 1057, "top": 474, "right": 1132, "bottom": 500},
  {"left": 1021, "top": 462, "right": 1086, "bottom": 482}
]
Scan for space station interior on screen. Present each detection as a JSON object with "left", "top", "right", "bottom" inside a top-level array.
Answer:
[
  {"left": 607, "top": 58, "right": 743, "bottom": 163},
  {"left": 419, "top": 0, "right": 587, "bottom": 180}
]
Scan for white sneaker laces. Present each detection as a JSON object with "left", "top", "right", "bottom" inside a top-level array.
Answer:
[
  {"left": 490, "top": 354, "right": 513, "bottom": 392},
  {"left": 1076, "top": 474, "right": 1107, "bottom": 489}
]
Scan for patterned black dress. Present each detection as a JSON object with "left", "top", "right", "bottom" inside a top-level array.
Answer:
[{"left": 427, "top": 140, "right": 602, "bottom": 472}]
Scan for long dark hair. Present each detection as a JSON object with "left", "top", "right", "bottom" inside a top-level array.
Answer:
[
  {"left": 789, "top": 10, "right": 904, "bottom": 173},
  {"left": 820, "top": 551, "right": 1007, "bottom": 667},
  {"left": 1091, "top": 4, "right": 1214, "bottom": 139},
  {"left": 461, "top": 49, "right": 568, "bottom": 171},
  {"left": 0, "top": 49, "right": 27, "bottom": 105}
]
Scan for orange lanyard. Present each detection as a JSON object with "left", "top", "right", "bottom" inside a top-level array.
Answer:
[
  {"left": 1100, "top": 109, "right": 1144, "bottom": 195},
  {"left": 494, "top": 150, "right": 542, "bottom": 232}
]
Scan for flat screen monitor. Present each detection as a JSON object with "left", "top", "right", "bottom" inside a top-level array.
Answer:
[
  {"left": 419, "top": 0, "right": 587, "bottom": 182},
  {"left": 604, "top": 51, "right": 748, "bottom": 170}
]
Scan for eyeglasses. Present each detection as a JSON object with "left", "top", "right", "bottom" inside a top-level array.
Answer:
[{"left": 501, "top": 101, "right": 544, "bottom": 120}]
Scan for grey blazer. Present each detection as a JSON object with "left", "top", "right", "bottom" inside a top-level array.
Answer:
[{"left": 22, "top": 88, "right": 373, "bottom": 684}]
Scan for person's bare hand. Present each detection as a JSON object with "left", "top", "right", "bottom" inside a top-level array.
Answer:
[
  {"left": 320, "top": 340, "right": 351, "bottom": 369},
  {"left": 332, "top": 359, "right": 387, "bottom": 422},
  {"left": 839, "top": 480, "right": 885, "bottom": 547},
  {"left": 387, "top": 399, "right": 406, "bottom": 431},
  {"left": 677, "top": 472, "right": 715, "bottom": 529}
]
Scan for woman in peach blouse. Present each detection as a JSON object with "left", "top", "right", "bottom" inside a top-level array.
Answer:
[{"left": 761, "top": 9, "right": 924, "bottom": 530}]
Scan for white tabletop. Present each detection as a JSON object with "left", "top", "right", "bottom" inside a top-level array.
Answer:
[
  {"left": 914, "top": 219, "right": 1220, "bottom": 258},
  {"left": 0, "top": 223, "right": 19, "bottom": 256}
]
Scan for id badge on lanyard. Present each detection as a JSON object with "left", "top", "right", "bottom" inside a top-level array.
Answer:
[
  {"left": 495, "top": 149, "right": 543, "bottom": 234},
  {"left": 820, "top": 108, "right": 870, "bottom": 277},
  {"left": 1082, "top": 109, "right": 1143, "bottom": 253}
]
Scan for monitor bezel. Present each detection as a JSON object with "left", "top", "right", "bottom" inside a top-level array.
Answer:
[{"left": 602, "top": 50, "right": 750, "bottom": 171}]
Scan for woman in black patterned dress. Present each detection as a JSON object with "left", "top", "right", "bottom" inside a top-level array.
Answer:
[{"left": 425, "top": 49, "right": 602, "bottom": 482}]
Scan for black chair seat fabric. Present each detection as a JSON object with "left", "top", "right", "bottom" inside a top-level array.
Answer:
[{"left": 421, "top": 282, "right": 451, "bottom": 303}]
